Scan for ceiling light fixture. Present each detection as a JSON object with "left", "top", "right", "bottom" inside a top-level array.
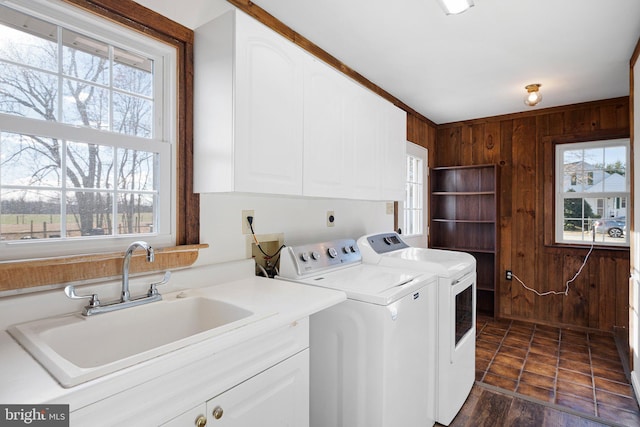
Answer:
[
  {"left": 524, "top": 83, "right": 543, "bottom": 107},
  {"left": 436, "top": 0, "right": 474, "bottom": 15}
]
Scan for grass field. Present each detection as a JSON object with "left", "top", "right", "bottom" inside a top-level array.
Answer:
[{"left": 0, "top": 213, "right": 154, "bottom": 239}]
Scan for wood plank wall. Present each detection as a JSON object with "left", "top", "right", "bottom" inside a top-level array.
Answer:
[{"left": 410, "top": 97, "right": 630, "bottom": 332}]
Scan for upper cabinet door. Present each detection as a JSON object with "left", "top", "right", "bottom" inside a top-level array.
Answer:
[
  {"left": 303, "top": 56, "right": 351, "bottom": 198},
  {"left": 345, "top": 83, "right": 382, "bottom": 200},
  {"left": 233, "top": 12, "right": 304, "bottom": 194},
  {"left": 379, "top": 102, "right": 407, "bottom": 201},
  {"left": 194, "top": 10, "right": 304, "bottom": 195}
]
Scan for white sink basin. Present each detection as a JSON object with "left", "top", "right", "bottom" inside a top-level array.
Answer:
[{"left": 8, "top": 296, "right": 255, "bottom": 387}]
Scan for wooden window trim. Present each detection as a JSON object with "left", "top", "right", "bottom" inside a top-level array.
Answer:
[
  {"left": 542, "top": 129, "right": 630, "bottom": 251},
  {"left": 0, "top": 0, "right": 201, "bottom": 293}
]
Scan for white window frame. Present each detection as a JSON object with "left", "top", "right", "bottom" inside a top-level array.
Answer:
[
  {"left": 0, "top": 0, "right": 176, "bottom": 260},
  {"left": 399, "top": 142, "right": 428, "bottom": 248},
  {"left": 555, "top": 138, "right": 630, "bottom": 247}
]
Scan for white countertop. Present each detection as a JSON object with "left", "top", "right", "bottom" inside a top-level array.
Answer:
[{"left": 0, "top": 268, "right": 345, "bottom": 410}]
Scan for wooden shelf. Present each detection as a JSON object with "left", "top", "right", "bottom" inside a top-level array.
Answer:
[
  {"left": 430, "top": 164, "right": 499, "bottom": 317},
  {"left": 431, "top": 219, "right": 496, "bottom": 224},
  {"left": 431, "top": 246, "right": 496, "bottom": 254},
  {"left": 432, "top": 191, "right": 495, "bottom": 196}
]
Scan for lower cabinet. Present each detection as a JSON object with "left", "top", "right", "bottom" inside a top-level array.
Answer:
[{"left": 161, "top": 349, "right": 309, "bottom": 427}]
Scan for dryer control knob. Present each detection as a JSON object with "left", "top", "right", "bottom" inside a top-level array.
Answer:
[
  {"left": 311, "top": 251, "right": 320, "bottom": 260},
  {"left": 300, "top": 252, "right": 310, "bottom": 262},
  {"left": 328, "top": 247, "right": 338, "bottom": 258},
  {"left": 342, "top": 246, "right": 350, "bottom": 254}
]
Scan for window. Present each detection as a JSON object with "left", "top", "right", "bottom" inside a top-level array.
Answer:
[
  {"left": 400, "top": 142, "right": 428, "bottom": 247},
  {"left": 0, "top": 1, "right": 176, "bottom": 260},
  {"left": 556, "top": 139, "right": 629, "bottom": 246},
  {"left": 404, "top": 153, "right": 424, "bottom": 236}
]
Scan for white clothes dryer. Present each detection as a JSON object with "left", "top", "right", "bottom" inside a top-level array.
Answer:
[
  {"left": 357, "top": 232, "right": 476, "bottom": 426},
  {"left": 278, "top": 238, "right": 437, "bottom": 427}
]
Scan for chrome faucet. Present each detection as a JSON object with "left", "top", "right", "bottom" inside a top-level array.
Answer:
[
  {"left": 122, "top": 241, "right": 155, "bottom": 302},
  {"left": 64, "top": 241, "right": 170, "bottom": 316}
]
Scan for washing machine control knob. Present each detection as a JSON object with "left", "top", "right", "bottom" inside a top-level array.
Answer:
[
  {"left": 300, "top": 252, "right": 310, "bottom": 262},
  {"left": 311, "top": 251, "right": 320, "bottom": 260},
  {"left": 342, "top": 246, "right": 350, "bottom": 254},
  {"left": 327, "top": 247, "right": 338, "bottom": 258}
]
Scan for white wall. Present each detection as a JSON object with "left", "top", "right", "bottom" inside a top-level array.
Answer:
[{"left": 195, "top": 193, "right": 394, "bottom": 266}]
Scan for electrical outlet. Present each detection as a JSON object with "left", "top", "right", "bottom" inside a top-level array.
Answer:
[
  {"left": 506, "top": 270, "right": 512, "bottom": 281},
  {"left": 242, "top": 210, "right": 254, "bottom": 234},
  {"left": 386, "top": 202, "right": 394, "bottom": 215},
  {"left": 327, "top": 211, "right": 335, "bottom": 227}
]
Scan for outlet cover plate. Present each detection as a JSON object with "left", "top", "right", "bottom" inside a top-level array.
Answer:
[
  {"left": 242, "top": 210, "right": 254, "bottom": 234},
  {"left": 386, "top": 202, "right": 394, "bottom": 215},
  {"left": 327, "top": 210, "right": 335, "bottom": 227}
]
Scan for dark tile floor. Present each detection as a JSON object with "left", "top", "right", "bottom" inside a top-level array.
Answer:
[
  {"left": 476, "top": 315, "right": 640, "bottom": 426},
  {"left": 439, "top": 383, "right": 619, "bottom": 427}
]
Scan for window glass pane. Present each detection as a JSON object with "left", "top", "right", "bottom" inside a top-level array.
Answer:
[
  {"left": 116, "top": 192, "right": 155, "bottom": 235},
  {"left": 117, "top": 148, "right": 157, "bottom": 191},
  {"left": 62, "top": 79, "right": 110, "bottom": 129},
  {"left": 113, "top": 48, "right": 153, "bottom": 97},
  {"left": 113, "top": 92, "right": 153, "bottom": 137},
  {"left": 66, "top": 141, "right": 114, "bottom": 189},
  {"left": 0, "top": 189, "right": 61, "bottom": 241},
  {"left": 0, "top": 6, "right": 58, "bottom": 72},
  {"left": 561, "top": 197, "right": 596, "bottom": 243},
  {"left": 583, "top": 148, "right": 604, "bottom": 171},
  {"left": 0, "top": 62, "right": 59, "bottom": 120},
  {"left": 62, "top": 30, "right": 109, "bottom": 86},
  {"left": 1, "top": 132, "right": 62, "bottom": 187},
  {"left": 66, "top": 191, "right": 112, "bottom": 237}
]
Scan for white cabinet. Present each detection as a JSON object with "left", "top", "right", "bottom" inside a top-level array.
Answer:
[
  {"left": 160, "top": 403, "right": 207, "bottom": 427},
  {"left": 303, "top": 56, "right": 407, "bottom": 200},
  {"left": 194, "top": 10, "right": 304, "bottom": 195},
  {"left": 195, "top": 9, "right": 406, "bottom": 201},
  {"left": 344, "top": 80, "right": 382, "bottom": 200},
  {"left": 379, "top": 101, "right": 407, "bottom": 201},
  {"left": 161, "top": 350, "right": 309, "bottom": 427},
  {"left": 205, "top": 350, "right": 309, "bottom": 426},
  {"left": 302, "top": 56, "right": 351, "bottom": 198}
]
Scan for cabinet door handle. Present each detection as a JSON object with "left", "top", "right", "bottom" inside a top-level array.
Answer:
[
  {"left": 195, "top": 415, "right": 207, "bottom": 427},
  {"left": 212, "top": 406, "right": 224, "bottom": 420}
]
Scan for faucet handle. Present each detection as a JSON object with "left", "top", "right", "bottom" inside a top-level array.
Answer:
[
  {"left": 148, "top": 271, "right": 171, "bottom": 296},
  {"left": 64, "top": 285, "right": 100, "bottom": 307}
]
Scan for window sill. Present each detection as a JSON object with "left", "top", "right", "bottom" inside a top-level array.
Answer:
[
  {"left": 544, "top": 242, "right": 630, "bottom": 252},
  {"left": 0, "top": 244, "right": 209, "bottom": 293}
]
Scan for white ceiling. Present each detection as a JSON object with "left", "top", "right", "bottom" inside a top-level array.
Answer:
[{"left": 135, "top": 0, "right": 640, "bottom": 124}]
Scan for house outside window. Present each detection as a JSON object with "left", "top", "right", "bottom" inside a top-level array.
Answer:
[
  {"left": 0, "top": 1, "right": 176, "bottom": 260},
  {"left": 556, "top": 139, "right": 629, "bottom": 246}
]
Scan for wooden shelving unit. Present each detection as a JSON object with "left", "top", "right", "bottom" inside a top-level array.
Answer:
[{"left": 430, "top": 164, "right": 499, "bottom": 316}]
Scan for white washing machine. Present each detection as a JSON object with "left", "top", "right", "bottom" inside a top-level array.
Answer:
[
  {"left": 357, "top": 232, "right": 476, "bottom": 426},
  {"left": 278, "top": 238, "right": 437, "bottom": 427}
]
